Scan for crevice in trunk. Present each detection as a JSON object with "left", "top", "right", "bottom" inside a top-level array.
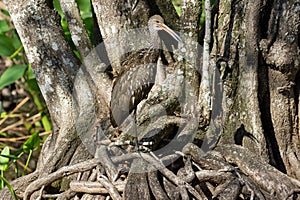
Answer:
[
  {"left": 295, "top": 71, "right": 300, "bottom": 135},
  {"left": 257, "top": 57, "right": 287, "bottom": 173}
]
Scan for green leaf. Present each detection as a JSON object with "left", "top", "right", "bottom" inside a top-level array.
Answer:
[
  {"left": 0, "top": 176, "right": 18, "bottom": 200},
  {"left": 0, "top": 20, "right": 10, "bottom": 34},
  {"left": 0, "top": 154, "right": 18, "bottom": 160},
  {"left": 9, "top": 45, "right": 23, "bottom": 59},
  {"left": 26, "top": 79, "right": 40, "bottom": 92},
  {"left": 77, "top": 0, "right": 92, "bottom": 12},
  {"left": 12, "top": 31, "right": 22, "bottom": 49},
  {"left": 41, "top": 113, "right": 52, "bottom": 132},
  {"left": 83, "top": 17, "right": 93, "bottom": 34},
  {"left": 0, "top": 132, "right": 7, "bottom": 137},
  {"left": 26, "top": 64, "right": 36, "bottom": 80},
  {"left": 0, "top": 111, "right": 7, "bottom": 118},
  {"left": 0, "top": 10, "right": 10, "bottom": 17},
  {"left": 0, "top": 147, "right": 10, "bottom": 171},
  {"left": 53, "top": 0, "right": 63, "bottom": 16},
  {"left": 0, "top": 34, "right": 15, "bottom": 56},
  {"left": 0, "top": 64, "right": 27, "bottom": 90},
  {"left": 61, "top": 18, "right": 70, "bottom": 34},
  {"left": 81, "top": 11, "right": 92, "bottom": 20},
  {"left": 23, "top": 132, "right": 40, "bottom": 152}
]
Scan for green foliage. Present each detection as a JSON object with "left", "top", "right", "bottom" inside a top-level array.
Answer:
[
  {"left": 0, "top": 148, "right": 19, "bottom": 199},
  {"left": 76, "top": 0, "right": 93, "bottom": 39},
  {"left": 172, "top": 0, "right": 182, "bottom": 15},
  {"left": 0, "top": 176, "right": 18, "bottom": 200},
  {"left": 0, "top": 64, "right": 27, "bottom": 90},
  {"left": 0, "top": 146, "right": 18, "bottom": 200},
  {"left": 0, "top": 35, "right": 15, "bottom": 56},
  {"left": 22, "top": 132, "right": 40, "bottom": 174},
  {"left": 0, "top": 12, "right": 26, "bottom": 89},
  {"left": 0, "top": 25, "right": 22, "bottom": 58},
  {"left": 0, "top": 20, "right": 10, "bottom": 34},
  {"left": 23, "top": 132, "right": 40, "bottom": 152},
  {"left": 0, "top": 147, "right": 10, "bottom": 172},
  {"left": 0, "top": 9, "right": 10, "bottom": 16}
]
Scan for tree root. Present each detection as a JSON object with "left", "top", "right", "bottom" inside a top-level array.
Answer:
[{"left": 3, "top": 143, "right": 300, "bottom": 200}]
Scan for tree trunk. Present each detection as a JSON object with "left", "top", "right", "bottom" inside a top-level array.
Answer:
[{"left": 1, "top": 0, "right": 300, "bottom": 199}]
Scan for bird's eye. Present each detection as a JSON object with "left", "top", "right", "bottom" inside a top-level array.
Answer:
[{"left": 156, "top": 20, "right": 159, "bottom": 23}]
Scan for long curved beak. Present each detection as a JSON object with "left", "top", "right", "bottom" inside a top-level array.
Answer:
[{"left": 158, "top": 23, "right": 182, "bottom": 43}]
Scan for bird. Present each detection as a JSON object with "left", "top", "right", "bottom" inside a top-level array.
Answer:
[{"left": 110, "top": 15, "right": 181, "bottom": 127}]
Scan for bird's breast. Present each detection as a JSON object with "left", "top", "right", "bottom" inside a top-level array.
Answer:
[{"left": 110, "top": 52, "right": 159, "bottom": 127}]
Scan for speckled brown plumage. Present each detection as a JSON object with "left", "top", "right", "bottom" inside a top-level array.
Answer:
[
  {"left": 110, "top": 48, "right": 160, "bottom": 126},
  {"left": 110, "top": 15, "right": 180, "bottom": 127}
]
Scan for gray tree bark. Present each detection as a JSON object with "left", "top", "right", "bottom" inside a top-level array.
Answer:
[{"left": 1, "top": 0, "right": 300, "bottom": 199}]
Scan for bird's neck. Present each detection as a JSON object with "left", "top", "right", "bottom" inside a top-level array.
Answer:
[{"left": 149, "top": 31, "right": 162, "bottom": 49}]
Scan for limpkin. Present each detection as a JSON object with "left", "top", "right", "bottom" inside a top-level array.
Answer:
[{"left": 110, "top": 15, "right": 181, "bottom": 127}]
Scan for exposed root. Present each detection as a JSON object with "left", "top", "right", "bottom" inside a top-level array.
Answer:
[{"left": 15, "top": 143, "right": 300, "bottom": 200}]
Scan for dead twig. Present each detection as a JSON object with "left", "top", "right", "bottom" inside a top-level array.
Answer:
[
  {"left": 97, "top": 174, "right": 122, "bottom": 200},
  {"left": 23, "top": 159, "right": 101, "bottom": 200},
  {"left": 70, "top": 181, "right": 124, "bottom": 194}
]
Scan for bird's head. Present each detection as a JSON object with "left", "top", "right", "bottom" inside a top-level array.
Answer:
[{"left": 148, "top": 15, "right": 182, "bottom": 47}]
